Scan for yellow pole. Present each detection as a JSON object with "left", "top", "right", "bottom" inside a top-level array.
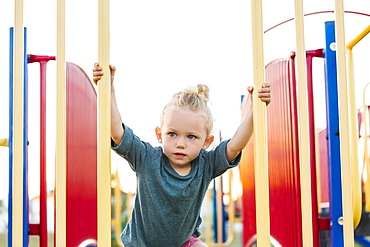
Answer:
[
  {"left": 55, "top": 0, "right": 67, "bottom": 246},
  {"left": 346, "top": 25, "right": 370, "bottom": 225},
  {"left": 334, "top": 0, "right": 354, "bottom": 245},
  {"left": 346, "top": 49, "right": 362, "bottom": 228},
  {"left": 98, "top": 0, "right": 111, "bottom": 245},
  {"left": 293, "top": 0, "right": 314, "bottom": 246},
  {"left": 13, "top": 0, "right": 24, "bottom": 246},
  {"left": 346, "top": 25, "right": 370, "bottom": 50},
  {"left": 250, "top": 0, "right": 270, "bottom": 246}
]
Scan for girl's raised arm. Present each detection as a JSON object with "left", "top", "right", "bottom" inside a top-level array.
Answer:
[
  {"left": 226, "top": 83, "right": 271, "bottom": 162},
  {"left": 93, "top": 63, "right": 124, "bottom": 144}
]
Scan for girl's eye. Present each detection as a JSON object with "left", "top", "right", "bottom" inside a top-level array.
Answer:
[
  {"left": 169, "top": 132, "right": 177, "bottom": 137},
  {"left": 188, "top": 135, "right": 196, "bottom": 140}
]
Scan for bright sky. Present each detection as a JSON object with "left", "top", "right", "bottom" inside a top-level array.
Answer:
[{"left": 0, "top": 0, "right": 370, "bottom": 202}]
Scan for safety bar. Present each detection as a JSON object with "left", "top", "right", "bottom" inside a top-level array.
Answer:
[{"left": 346, "top": 25, "right": 370, "bottom": 228}]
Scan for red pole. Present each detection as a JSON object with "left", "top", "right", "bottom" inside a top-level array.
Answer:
[
  {"left": 28, "top": 55, "right": 55, "bottom": 247},
  {"left": 305, "top": 50, "right": 321, "bottom": 247}
]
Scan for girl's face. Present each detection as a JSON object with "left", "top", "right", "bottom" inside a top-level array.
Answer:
[{"left": 155, "top": 108, "right": 214, "bottom": 175}]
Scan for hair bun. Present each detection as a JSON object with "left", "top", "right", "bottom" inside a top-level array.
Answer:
[
  {"left": 185, "top": 84, "right": 210, "bottom": 102},
  {"left": 196, "top": 84, "right": 210, "bottom": 101}
]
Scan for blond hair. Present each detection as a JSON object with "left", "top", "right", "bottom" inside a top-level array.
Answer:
[{"left": 160, "top": 84, "right": 213, "bottom": 136}]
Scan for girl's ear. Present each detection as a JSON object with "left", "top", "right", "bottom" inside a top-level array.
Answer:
[
  {"left": 202, "top": 135, "right": 214, "bottom": 150},
  {"left": 155, "top": 127, "right": 163, "bottom": 143}
]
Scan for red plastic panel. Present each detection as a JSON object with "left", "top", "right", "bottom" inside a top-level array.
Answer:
[
  {"left": 66, "top": 63, "right": 97, "bottom": 246},
  {"left": 240, "top": 58, "right": 303, "bottom": 246}
]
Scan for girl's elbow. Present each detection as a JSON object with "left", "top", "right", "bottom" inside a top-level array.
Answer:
[
  {"left": 227, "top": 151, "right": 241, "bottom": 164},
  {"left": 226, "top": 145, "right": 242, "bottom": 163},
  {"left": 111, "top": 128, "right": 124, "bottom": 145}
]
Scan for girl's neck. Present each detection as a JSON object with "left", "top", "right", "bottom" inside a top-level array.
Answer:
[{"left": 170, "top": 163, "right": 192, "bottom": 176}]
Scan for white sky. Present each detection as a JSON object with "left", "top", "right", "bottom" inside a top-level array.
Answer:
[{"left": 0, "top": 0, "right": 370, "bottom": 202}]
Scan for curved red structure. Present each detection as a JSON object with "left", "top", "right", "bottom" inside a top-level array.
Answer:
[
  {"left": 240, "top": 53, "right": 325, "bottom": 246},
  {"left": 65, "top": 62, "right": 97, "bottom": 246}
]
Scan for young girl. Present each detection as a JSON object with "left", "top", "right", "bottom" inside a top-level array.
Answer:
[{"left": 92, "top": 63, "right": 271, "bottom": 247}]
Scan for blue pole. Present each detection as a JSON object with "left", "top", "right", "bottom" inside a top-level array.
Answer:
[
  {"left": 23, "top": 27, "right": 29, "bottom": 247},
  {"left": 324, "top": 21, "right": 344, "bottom": 246},
  {"left": 8, "top": 27, "right": 14, "bottom": 247},
  {"left": 8, "top": 26, "right": 29, "bottom": 247}
]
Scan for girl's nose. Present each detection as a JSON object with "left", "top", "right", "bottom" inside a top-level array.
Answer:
[{"left": 176, "top": 138, "right": 186, "bottom": 149}]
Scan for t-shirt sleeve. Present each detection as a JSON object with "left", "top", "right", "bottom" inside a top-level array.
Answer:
[
  {"left": 208, "top": 140, "right": 242, "bottom": 179},
  {"left": 111, "top": 124, "right": 157, "bottom": 172}
]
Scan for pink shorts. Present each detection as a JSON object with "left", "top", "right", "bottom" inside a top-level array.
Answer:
[{"left": 181, "top": 236, "right": 205, "bottom": 247}]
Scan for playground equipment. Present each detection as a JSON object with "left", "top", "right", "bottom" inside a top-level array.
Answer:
[
  {"left": 8, "top": 43, "right": 99, "bottom": 247},
  {"left": 4, "top": 0, "right": 370, "bottom": 247},
  {"left": 240, "top": 20, "right": 370, "bottom": 246},
  {"left": 5, "top": 0, "right": 110, "bottom": 246}
]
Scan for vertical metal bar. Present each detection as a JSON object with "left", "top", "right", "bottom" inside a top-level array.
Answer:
[
  {"left": 306, "top": 50, "right": 324, "bottom": 247},
  {"left": 324, "top": 21, "right": 344, "bottom": 247},
  {"left": 293, "top": 1, "right": 314, "bottom": 246},
  {"left": 13, "top": 0, "right": 24, "bottom": 245},
  {"left": 8, "top": 26, "right": 14, "bottom": 247},
  {"left": 27, "top": 55, "right": 55, "bottom": 246},
  {"left": 56, "top": 0, "right": 67, "bottom": 246},
  {"left": 250, "top": 0, "right": 270, "bottom": 245},
  {"left": 98, "top": 0, "right": 111, "bottom": 245},
  {"left": 39, "top": 60, "right": 48, "bottom": 247},
  {"left": 346, "top": 48, "right": 361, "bottom": 228},
  {"left": 23, "top": 27, "right": 28, "bottom": 247},
  {"left": 334, "top": 0, "right": 355, "bottom": 245}
]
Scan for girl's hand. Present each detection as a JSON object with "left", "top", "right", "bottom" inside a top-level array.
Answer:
[
  {"left": 248, "top": 82, "right": 271, "bottom": 105},
  {"left": 92, "top": 63, "right": 116, "bottom": 85}
]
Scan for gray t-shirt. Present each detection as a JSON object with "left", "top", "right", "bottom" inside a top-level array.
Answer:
[{"left": 112, "top": 125, "right": 241, "bottom": 247}]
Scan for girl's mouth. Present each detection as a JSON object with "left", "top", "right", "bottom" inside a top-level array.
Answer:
[{"left": 174, "top": 152, "right": 186, "bottom": 158}]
